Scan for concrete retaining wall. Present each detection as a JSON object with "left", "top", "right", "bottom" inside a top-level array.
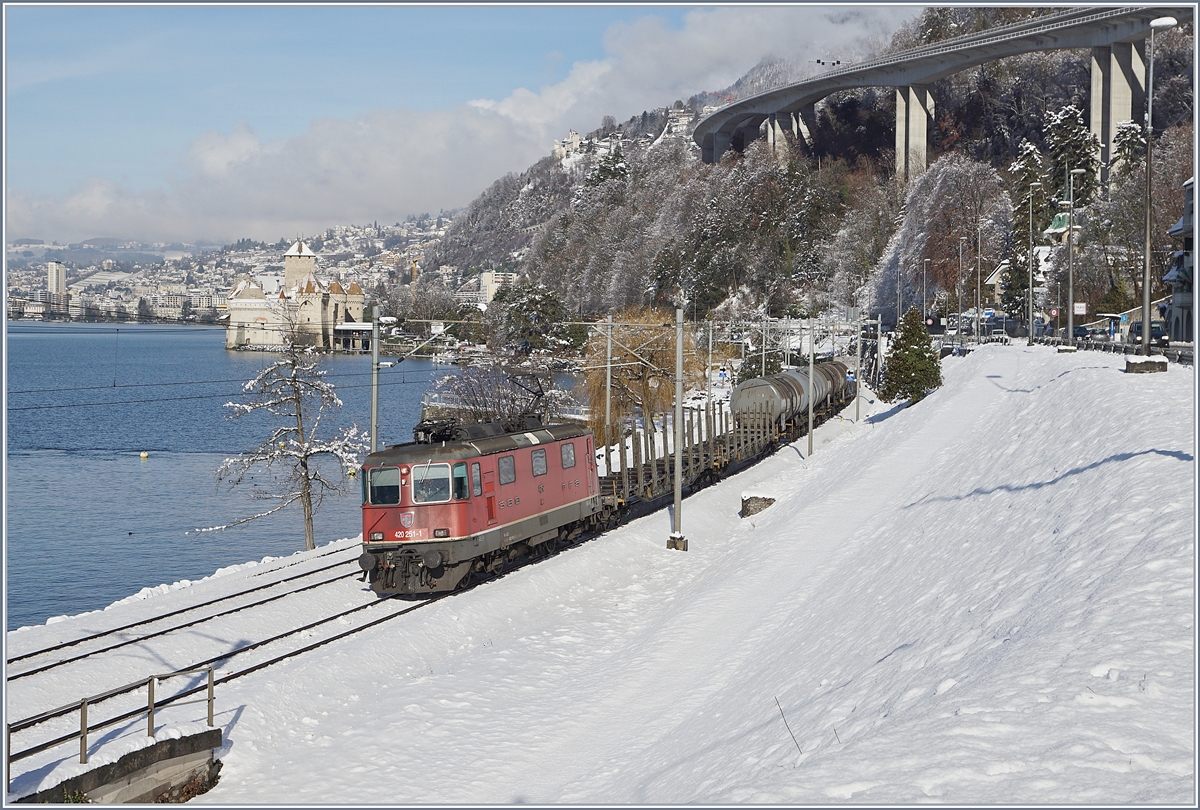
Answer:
[{"left": 16, "top": 729, "right": 222, "bottom": 804}]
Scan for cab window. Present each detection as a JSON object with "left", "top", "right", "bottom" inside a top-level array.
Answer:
[
  {"left": 368, "top": 467, "right": 400, "bottom": 505},
  {"left": 453, "top": 462, "right": 469, "bottom": 500},
  {"left": 471, "top": 462, "right": 482, "bottom": 497},
  {"left": 498, "top": 455, "right": 516, "bottom": 485},
  {"left": 532, "top": 448, "right": 547, "bottom": 477},
  {"left": 561, "top": 442, "right": 576, "bottom": 469},
  {"left": 412, "top": 463, "right": 452, "bottom": 503}
]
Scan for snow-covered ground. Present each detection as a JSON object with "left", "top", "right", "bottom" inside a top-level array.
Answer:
[{"left": 5, "top": 344, "right": 1195, "bottom": 804}]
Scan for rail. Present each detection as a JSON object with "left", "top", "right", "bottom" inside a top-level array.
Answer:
[{"left": 5, "top": 666, "right": 215, "bottom": 793}]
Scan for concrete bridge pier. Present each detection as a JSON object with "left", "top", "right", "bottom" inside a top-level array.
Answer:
[
  {"left": 703, "top": 131, "right": 730, "bottom": 164},
  {"left": 765, "top": 112, "right": 793, "bottom": 155},
  {"left": 895, "top": 85, "right": 934, "bottom": 180},
  {"left": 1090, "top": 40, "right": 1146, "bottom": 181}
]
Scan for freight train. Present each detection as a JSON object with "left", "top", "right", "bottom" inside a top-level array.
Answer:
[
  {"left": 728, "top": 361, "right": 851, "bottom": 432},
  {"left": 358, "top": 361, "right": 853, "bottom": 596}
]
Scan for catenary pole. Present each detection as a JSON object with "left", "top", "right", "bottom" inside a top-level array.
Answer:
[
  {"left": 605, "top": 314, "right": 612, "bottom": 474},
  {"left": 370, "top": 304, "right": 380, "bottom": 453},
  {"left": 669, "top": 308, "right": 687, "bottom": 551},
  {"left": 1144, "top": 17, "right": 1177, "bottom": 355},
  {"left": 807, "top": 316, "right": 814, "bottom": 457},
  {"left": 1029, "top": 181, "right": 1041, "bottom": 344}
]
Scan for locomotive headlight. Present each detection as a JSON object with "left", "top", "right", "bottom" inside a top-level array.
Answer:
[
  {"left": 433, "top": 528, "right": 450, "bottom": 538},
  {"left": 369, "top": 532, "right": 384, "bottom": 541},
  {"left": 423, "top": 550, "right": 443, "bottom": 568}
]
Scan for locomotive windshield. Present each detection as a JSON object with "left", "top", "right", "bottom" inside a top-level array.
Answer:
[
  {"left": 368, "top": 467, "right": 401, "bottom": 505},
  {"left": 453, "top": 462, "right": 469, "bottom": 500},
  {"left": 412, "top": 463, "right": 452, "bottom": 503}
]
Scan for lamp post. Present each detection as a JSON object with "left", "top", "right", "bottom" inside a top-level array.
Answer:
[
  {"left": 1144, "top": 16, "right": 1177, "bottom": 355},
  {"left": 1068, "top": 167, "right": 1086, "bottom": 347},
  {"left": 958, "top": 237, "right": 966, "bottom": 340},
  {"left": 976, "top": 225, "right": 984, "bottom": 345},
  {"left": 923, "top": 258, "right": 929, "bottom": 317},
  {"left": 1028, "top": 181, "right": 1041, "bottom": 345}
]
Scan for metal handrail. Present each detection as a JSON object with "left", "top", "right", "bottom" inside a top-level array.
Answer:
[{"left": 6, "top": 665, "right": 215, "bottom": 793}]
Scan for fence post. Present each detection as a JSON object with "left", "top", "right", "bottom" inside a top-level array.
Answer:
[
  {"left": 6, "top": 723, "right": 11, "bottom": 793},
  {"left": 207, "top": 667, "right": 215, "bottom": 726},
  {"left": 147, "top": 676, "right": 155, "bottom": 737},
  {"left": 79, "top": 699, "right": 88, "bottom": 764}
]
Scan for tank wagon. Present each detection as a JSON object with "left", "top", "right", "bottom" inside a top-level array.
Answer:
[
  {"left": 729, "top": 361, "right": 851, "bottom": 431},
  {"left": 358, "top": 416, "right": 604, "bottom": 595}
]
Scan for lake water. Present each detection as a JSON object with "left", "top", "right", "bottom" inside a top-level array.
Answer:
[{"left": 5, "top": 322, "right": 448, "bottom": 631}]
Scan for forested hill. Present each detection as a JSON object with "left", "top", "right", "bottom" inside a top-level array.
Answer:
[{"left": 416, "top": 7, "right": 1193, "bottom": 326}]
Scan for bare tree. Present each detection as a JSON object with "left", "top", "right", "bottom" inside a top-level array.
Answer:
[
  {"left": 199, "top": 317, "right": 368, "bottom": 551},
  {"left": 426, "top": 362, "right": 576, "bottom": 424}
]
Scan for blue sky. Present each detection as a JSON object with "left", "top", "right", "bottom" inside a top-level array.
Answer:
[{"left": 5, "top": 4, "right": 920, "bottom": 243}]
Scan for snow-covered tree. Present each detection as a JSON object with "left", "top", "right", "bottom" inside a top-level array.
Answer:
[
  {"left": 879, "top": 306, "right": 942, "bottom": 405},
  {"left": 203, "top": 317, "right": 368, "bottom": 551},
  {"left": 1045, "top": 105, "right": 1101, "bottom": 206},
  {"left": 872, "top": 152, "right": 1011, "bottom": 325}
]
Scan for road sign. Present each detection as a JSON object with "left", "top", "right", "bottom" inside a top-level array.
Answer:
[
  {"left": 1121, "top": 313, "right": 1128, "bottom": 323},
  {"left": 1073, "top": 302, "right": 1087, "bottom": 315},
  {"left": 1049, "top": 307, "right": 1059, "bottom": 317}
]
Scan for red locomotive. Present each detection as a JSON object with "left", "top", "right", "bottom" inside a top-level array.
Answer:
[{"left": 358, "top": 416, "right": 604, "bottom": 595}]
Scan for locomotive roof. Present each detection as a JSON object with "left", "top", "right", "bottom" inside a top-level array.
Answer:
[{"left": 364, "top": 422, "right": 592, "bottom": 466}]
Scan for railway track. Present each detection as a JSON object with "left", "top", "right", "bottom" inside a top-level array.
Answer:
[
  {"left": 7, "top": 385, "right": 853, "bottom": 788},
  {"left": 6, "top": 546, "right": 358, "bottom": 672}
]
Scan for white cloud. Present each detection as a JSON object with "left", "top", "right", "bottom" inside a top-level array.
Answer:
[
  {"left": 6, "top": 5, "right": 920, "bottom": 244},
  {"left": 187, "top": 123, "right": 264, "bottom": 177}
]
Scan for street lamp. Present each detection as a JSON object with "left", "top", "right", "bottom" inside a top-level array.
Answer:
[
  {"left": 1028, "top": 181, "right": 1042, "bottom": 345},
  {"left": 976, "top": 225, "right": 984, "bottom": 345},
  {"left": 1068, "top": 167, "right": 1086, "bottom": 347},
  {"left": 958, "top": 237, "right": 967, "bottom": 341},
  {"left": 1144, "top": 15, "right": 1177, "bottom": 355},
  {"left": 923, "top": 258, "right": 929, "bottom": 317}
]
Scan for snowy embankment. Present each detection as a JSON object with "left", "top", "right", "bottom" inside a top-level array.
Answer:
[{"left": 8, "top": 345, "right": 1195, "bottom": 804}]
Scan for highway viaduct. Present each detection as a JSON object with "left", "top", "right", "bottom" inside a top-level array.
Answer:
[{"left": 693, "top": 6, "right": 1193, "bottom": 182}]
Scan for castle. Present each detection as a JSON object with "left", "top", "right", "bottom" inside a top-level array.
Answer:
[{"left": 225, "top": 240, "right": 367, "bottom": 351}]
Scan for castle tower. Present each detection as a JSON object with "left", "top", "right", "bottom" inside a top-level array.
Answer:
[{"left": 283, "top": 240, "right": 317, "bottom": 289}]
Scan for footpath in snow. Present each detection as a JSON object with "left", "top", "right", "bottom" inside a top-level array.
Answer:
[{"left": 5, "top": 344, "right": 1194, "bottom": 804}]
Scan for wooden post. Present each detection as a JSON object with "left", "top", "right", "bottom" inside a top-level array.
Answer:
[
  {"left": 624, "top": 424, "right": 633, "bottom": 501},
  {"left": 647, "top": 416, "right": 657, "bottom": 495},
  {"left": 661, "top": 420, "right": 670, "bottom": 491},
  {"left": 147, "top": 676, "right": 155, "bottom": 737},
  {"left": 79, "top": 699, "right": 88, "bottom": 764},
  {"left": 207, "top": 667, "right": 215, "bottom": 726},
  {"left": 635, "top": 421, "right": 645, "bottom": 496}
]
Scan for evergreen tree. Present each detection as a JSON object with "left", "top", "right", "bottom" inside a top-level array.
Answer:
[
  {"left": 878, "top": 306, "right": 942, "bottom": 405},
  {"left": 1045, "top": 105, "right": 1101, "bottom": 206}
]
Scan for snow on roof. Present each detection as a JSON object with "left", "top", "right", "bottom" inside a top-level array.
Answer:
[{"left": 284, "top": 240, "right": 316, "bottom": 257}]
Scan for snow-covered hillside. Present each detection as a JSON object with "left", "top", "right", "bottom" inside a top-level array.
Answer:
[{"left": 7, "top": 345, "right": 1195, "bottom": 804}]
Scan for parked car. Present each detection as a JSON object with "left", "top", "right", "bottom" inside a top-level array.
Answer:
[
  {"left": 990, "top": 328, "right": 1009, "bottom": 344},
  {"left": 1087, "top": 327, "right": 1110, "bottom": 342},
  {"left": 1130, "top": 321, "right": 1169, "bottom": 347}
]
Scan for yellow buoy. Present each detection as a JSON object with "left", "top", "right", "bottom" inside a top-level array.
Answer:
[{"left": 140, "top": 451, "right": 148, "bottom": 460}]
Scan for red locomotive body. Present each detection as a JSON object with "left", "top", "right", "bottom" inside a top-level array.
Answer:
[{"left": 358, "top": 417, "right": 603, "bottom": 595}]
